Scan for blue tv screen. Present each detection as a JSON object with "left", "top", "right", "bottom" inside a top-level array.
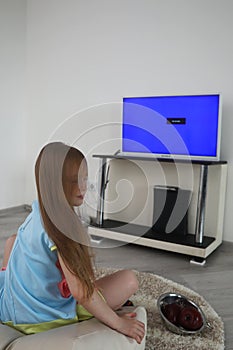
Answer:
[{"left": 122, "top": 94, "right": 222, "bottom": 161}]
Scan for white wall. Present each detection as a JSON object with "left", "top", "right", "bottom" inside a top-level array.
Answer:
[
  {"left": 0, "top": 0, "right": 26, "bottom": 209},
  {"left": 1, "top": 0, "right": 233, "bottom": 242}
]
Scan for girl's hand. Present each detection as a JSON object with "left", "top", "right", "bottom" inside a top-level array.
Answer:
[
  {"left": 115, "top": 312, "right": 145, "bottom": 344},
  {"left": 58, "top": 260, "right": 145, "bottom": 344}
]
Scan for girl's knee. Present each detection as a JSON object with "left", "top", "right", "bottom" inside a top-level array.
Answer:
[
  {"left": 2, "top": 234, "right": 17, "bottom": 267},
  {"left": 5, "top": 234, "right": 17, "bottom": 248},
  {"left": 7, "top": 234, "right": 17, "bottom": 242},
  {"left": 123, "top": 269, "right": 139, "bottom": 294}
]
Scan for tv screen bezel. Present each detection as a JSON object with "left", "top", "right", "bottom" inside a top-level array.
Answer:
[{"left": 121, "top": 93, "right": 222, "bottom": 162}]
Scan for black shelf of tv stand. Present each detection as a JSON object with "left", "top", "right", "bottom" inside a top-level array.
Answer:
[{"left": 91, "top": 219, "right": 215, "bottom": 249}]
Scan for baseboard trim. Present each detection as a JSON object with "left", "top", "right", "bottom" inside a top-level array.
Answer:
[{"left": 0, "top": 204, "right": 31, "bottom": 214}]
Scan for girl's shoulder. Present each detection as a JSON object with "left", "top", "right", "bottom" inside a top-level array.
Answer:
[
  {"left": 17, "top": 200, "right": 55, "bottom": 251},
  {"left": 17, "top": 200, "right": 40, "bottom": 230}
]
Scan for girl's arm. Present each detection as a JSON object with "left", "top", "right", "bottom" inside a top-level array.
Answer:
[{"left": 58, "top": 254, "right": 145, "bottom": 344}]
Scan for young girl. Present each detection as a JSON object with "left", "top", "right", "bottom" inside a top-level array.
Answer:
[{"left": 0, "top": 142, "right": 145, "bottom": 344}]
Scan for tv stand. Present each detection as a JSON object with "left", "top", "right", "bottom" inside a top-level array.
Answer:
[{"left": 88, "top": 154, "right": 227, "bottom": 260}]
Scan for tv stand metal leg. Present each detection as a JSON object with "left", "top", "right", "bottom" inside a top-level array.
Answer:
[
  {"left": 195, "top": 164, "right": 208, "bottom": 244},
  {"left": 96, "top": 157, "right": 108, "bottom": 227}
]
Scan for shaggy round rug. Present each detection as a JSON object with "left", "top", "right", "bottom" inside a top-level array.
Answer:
[{"left": 96, "top": 268, "right": 224, "bottom": 350}]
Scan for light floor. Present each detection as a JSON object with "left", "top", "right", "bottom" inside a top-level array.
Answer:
[{"left": 1, "top": 206, "right": 233, "bottom": 349}]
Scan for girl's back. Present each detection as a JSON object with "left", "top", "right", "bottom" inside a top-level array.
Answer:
[{"left": 0, "top": 200, "right": 77, "bottom": 334}]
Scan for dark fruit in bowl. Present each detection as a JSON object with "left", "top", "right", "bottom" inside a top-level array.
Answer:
[
  {"left": 162, "top": 302, "right": 181, "bottom": 325},
  {"left": 177, "top": 306, "right": 203, "bottom": 330}
]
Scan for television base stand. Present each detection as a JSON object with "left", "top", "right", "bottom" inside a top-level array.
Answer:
[{"left": 91, "top": 154, "right": 227, "bottom": 261}]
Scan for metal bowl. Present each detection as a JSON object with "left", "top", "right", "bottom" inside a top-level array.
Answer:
[{"left": 157, "top": 292, "right": 210, "bottom": 335}]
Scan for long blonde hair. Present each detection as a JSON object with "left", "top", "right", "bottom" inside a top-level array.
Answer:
[{"left": 35, "top": 142, "right": 95, "bottom": 299}]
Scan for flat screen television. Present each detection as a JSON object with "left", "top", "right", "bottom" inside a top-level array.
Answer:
[{"left": 121, "top": 93, "right": 222, "bottom": 161}]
